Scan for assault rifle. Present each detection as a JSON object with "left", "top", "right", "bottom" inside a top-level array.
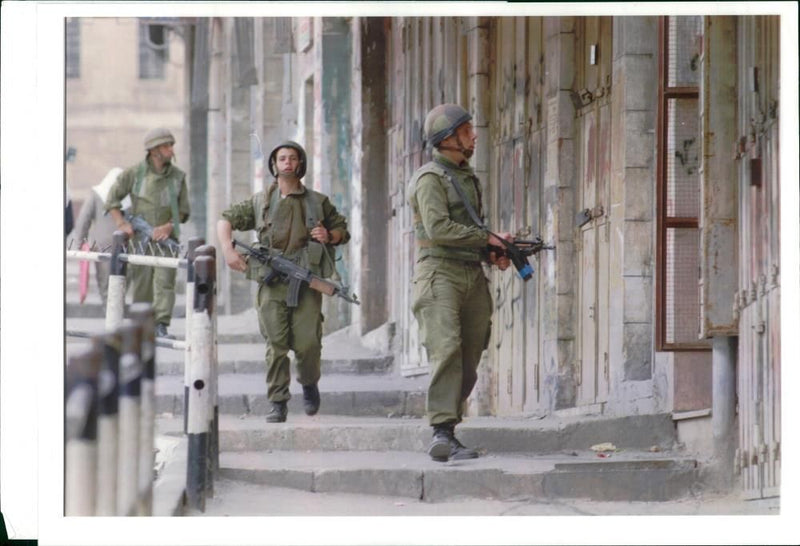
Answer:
[
  {"left": 124, "top": 212, "right": 181, "bottom": 253},
  {"left": 233, "top": 239, "right": 360, "bottom": 307},
  {"left": 488, "top": 236, "right": 555, "bottom": 281}
]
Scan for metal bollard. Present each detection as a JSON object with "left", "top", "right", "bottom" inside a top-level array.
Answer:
[
  {"left": 183, "top": 237, "right": 204, "bottom": 434},
  {"left": 196, "top": 244, "right": 219, "bottom": 477},
  {"left": 95, "top": 331, "right": 121, "bottom": 516},
  {"left": 129, "top": 303, "right": 156, "bottom": 516},
  {"left": 105, "top": 231, "right": 129, "bottom": 332},
  {"left": 116, "top": 320, "right": 142, "bottom": 516},
  {"left": 65, "top": 339, "right": 103, "bottom": 516},
  {"left": 186, "top": 255, "right": 215, "bottom": 511}
]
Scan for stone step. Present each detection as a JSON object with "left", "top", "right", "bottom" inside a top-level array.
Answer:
[
  {"left": 152, "top": 344, "right": 393, "bottom": 376},
  {"left": 216, "top": 449, "right": 699, "bottom": 503},
  {"left": 155, "top": 373, "right": 428, "bottom": 418},
  {"left": 157, "top": 413, "right": 678, "bottom": 454}
]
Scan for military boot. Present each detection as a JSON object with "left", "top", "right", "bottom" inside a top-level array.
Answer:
[
  {"left": 154, "top": 323, "right": 173, "bottom": 339},
  {"left": 302, "top": 384, "right": 321, "bottom": 416},
  {"left": 427, "top": 423, "right": 454, "bottom": 462},
  {"left": 448, "top": 431, "right": 479, "bottom": 460},
  {"left": 265, "top": 401, "right": 288, "bottom": 423}
]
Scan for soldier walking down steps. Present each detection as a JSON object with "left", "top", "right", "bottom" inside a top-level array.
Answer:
[
  {"left": 104, "top": 127, "right": 190, "bottom": 339},
  {"left": 216, "top": 141, "right": 350, "bottom": 423},
  {"left": 409, "top": 104, "right": 513, "bottom": 462}
]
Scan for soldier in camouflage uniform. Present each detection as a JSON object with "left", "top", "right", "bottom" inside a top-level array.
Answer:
[
  {"left": 217, "top": 141, "right": 350, "bottom": 423},
  {"left": 409, "top": 104, "right": 512, "bottom": 462},
  {"left": 105, "top": 128, "right": 190, "bottom": 338}
]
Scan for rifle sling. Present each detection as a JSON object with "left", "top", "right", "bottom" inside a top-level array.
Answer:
[{"left": 433, "top": 160, "right": 488, "bottom": 232}]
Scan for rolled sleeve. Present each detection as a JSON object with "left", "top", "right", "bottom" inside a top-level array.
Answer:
[{"left": 221, "top": 199, "right": 257, "bottom": 232}]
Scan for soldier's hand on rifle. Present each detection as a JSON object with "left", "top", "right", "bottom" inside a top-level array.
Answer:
[
  {"left": 110, "top": 208, "right": 135, "bottom": 237},
  {"left": 487, "top": 232, "right": 513, "bottom": 271},
  {"left": 152, "top": 222, "right": 173, "bottom": 241},
  {"left": 223, "top": 246, "right": 248, "bottom": 273},
  {"left": 310, "top": 221, "right": 332, "bottom": 244},
  {"left": 117, "top": 221, "right": 135, "bottom": 238}
]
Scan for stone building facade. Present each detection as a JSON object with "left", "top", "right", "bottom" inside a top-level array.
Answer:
[{"left": 69, "top": 13, "right": 784, "bottom": 496}]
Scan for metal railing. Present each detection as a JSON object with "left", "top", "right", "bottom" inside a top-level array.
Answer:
[{"left": 65, "top": 231, "right": 218, "bottom": 514}]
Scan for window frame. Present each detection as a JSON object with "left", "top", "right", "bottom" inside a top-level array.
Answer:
[
  {"left": 655, "top": 16, "right": 711, "bottom": 352},
  {"left": 138, "top": 23, "right": 169, "bottom": 80}
]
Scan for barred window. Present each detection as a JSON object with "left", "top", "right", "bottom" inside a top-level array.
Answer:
[
  {"left": 139, "top": 23, "right": 169, "bottom": 79},
  {"left": 66, "top": 18, "right": 80, "bottom": 79},
  {"left": 657, "top": 16, "right": 709, "bottom": 350}
]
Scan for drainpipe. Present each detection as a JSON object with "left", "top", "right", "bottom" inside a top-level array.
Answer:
[{"left": 711, "top": 335, "right": 737, "bottom": 489}]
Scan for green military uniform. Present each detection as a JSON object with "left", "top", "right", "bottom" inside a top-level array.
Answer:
[
  {"left": 409, "top": 149, "right": 493, "bottom": 426},
  {"left": 221, "top": 182, "right": 350, "bottom": 402},
  {"left": 105, "top": 157, "right": 190, "bottom": 326}
]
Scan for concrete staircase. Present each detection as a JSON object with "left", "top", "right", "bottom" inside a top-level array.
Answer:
[{"left": 66, "top": 266, "right": 703, "bottom": 508}]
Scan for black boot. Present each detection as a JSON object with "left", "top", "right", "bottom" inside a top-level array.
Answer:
[
  {"left": 265, "top": 401, "right": 288, "bottom": 423},
  {"left": 302, "top": 384, "right": 321, "bottom": 416},
  {"left": 448, "top": 432, "right": 479, "bottom": 460},
  {"left": 427, "top": 423, "right": 454, "bottom": 462},
  {"left": 155, "top": 323, "right": 173, "bottom": 339}
]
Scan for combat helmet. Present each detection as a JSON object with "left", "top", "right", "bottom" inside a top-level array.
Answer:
[
  {"left": 424, "top": 104, "right": 472, "bottom": 148},
  {"left": 268, "top": 140, "right": 307, "bottom": 179},
  {"left": 144, "top": 127, "right": 175, "bottom": 151}
]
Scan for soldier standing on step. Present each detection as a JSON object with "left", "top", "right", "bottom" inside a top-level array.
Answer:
[
  {"left": 105, "top": 127, "right": 190, "bottom": 339},
  {"left": 217, "top": 140, "right": 350, "bottom": 424},
  {"left": 409, "top": 104, "right": 513, "bottom": 462}
]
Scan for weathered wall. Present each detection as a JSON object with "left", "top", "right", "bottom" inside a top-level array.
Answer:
[
  {"left": 349, "top": 17, "right": 389, "bottom": 336},
  {"left": 66, "top": 18, "right": 187, "bottom": 210},
  {"left": 606, "top": 16, "right": 667, "bottom": 416}
]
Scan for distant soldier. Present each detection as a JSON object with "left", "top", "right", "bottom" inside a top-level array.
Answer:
[
  {"left": 105, "top": 128, "right": 190, "bottom": 338},
  {"left": 409, "top": 104, "right": 512, "bottom": 462},
  {"left": 217, "top": 141, "right": 350, "bottom": 423}
]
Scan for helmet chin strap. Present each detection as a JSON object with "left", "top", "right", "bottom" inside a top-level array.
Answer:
[{"left": 437, "top": 133, "right": 473, "bottom": 159}]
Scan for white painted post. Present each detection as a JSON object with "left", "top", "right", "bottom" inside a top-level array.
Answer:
[
  {"left": 186, "top": 255, "right": 215, "bottom": 511},
  {"left": 95, "top": 331, "right": 121, "bottom": 516},
  {"left": 105, "top": 231, "right": 129, "bottom": 332},
  {"left": 116, "top": 321, "right": 142, "bottom": 516},
  {"left": 130, "top": 303, "right": 155, "bottom": 516},
  {"left": 183, "top": 237, "right": 204, "bottom": 434},
  {"left": 196, "top": 244, "right": 219, "bottom": 477},
  {"left": 65, "top": 341, "right": 102, "bottom": 516}
]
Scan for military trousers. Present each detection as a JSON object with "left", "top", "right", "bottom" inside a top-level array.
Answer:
[
  {"left": 412, "top": 256, "right": 492, "bottom": 426},
  {"left": 127, "top": 262, "right": 177, "bottom": 326},
  {"left": 256, "top": 281, "right": 323, "bottom": 402}
]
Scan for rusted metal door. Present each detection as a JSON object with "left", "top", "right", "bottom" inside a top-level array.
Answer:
[
  {"left": 734, "top": 16, "right": 780, "bottom": 499},
  {"left": 575, "top": 17, "right": 612, "bottom": 406}
]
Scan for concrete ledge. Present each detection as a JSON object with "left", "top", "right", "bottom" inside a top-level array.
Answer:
[
  {"left": 315, "top": 468, "right": 423, "bottom": 498},
  {"left": 156, "top": 391, "right": 426, "bottom": 419},
  {"left": 542, "top": 460, "right": 700, "bottom": 502},
  {"left": 215, "top": 450, "right": 699, "bottom": 503},
  {"left": 157, "top": 413, "right": 678, "bottom": 454}
]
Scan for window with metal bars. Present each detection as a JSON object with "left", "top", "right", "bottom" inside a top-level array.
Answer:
[
  {"left": 66, "top": 18, "right": 80, "bottom": 79},
  {"left": 139, "top": 23, "right": 169, "bottom": 79},
  {"left": 656, "top": 16, "right": 710, "bottom": 350}
]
